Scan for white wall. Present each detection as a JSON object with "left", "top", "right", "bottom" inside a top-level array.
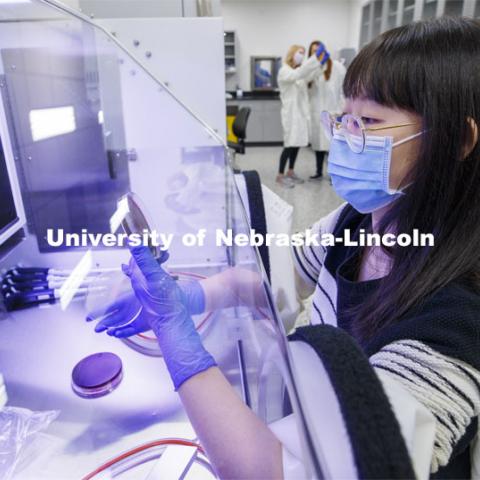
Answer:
[
  {"left": 349, "top": 0, "right": 364, "bottom": 48},
  {"left": 221, "top": 0, "right": 362, "bottom": 91},
  {"left": 60, "top": 0, "right": 80, "bottom": 8},
  {"left": 78, "top": 0, "right": 222, "bottom": 18}
]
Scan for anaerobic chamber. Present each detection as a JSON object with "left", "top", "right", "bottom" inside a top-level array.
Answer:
[{"left": 0, "top": 1, "right": 331, "bottom": 479}]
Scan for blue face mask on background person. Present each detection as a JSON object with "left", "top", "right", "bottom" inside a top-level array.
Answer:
[{"left": 327, "top": 131, "right": 422, "bottom": 213}]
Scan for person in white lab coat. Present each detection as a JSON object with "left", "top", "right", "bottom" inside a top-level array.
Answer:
[
  {"left": 276, "top": 44, "right": 328, "bottom": 188},
  {"left": 307, "top": 40, "right": 346, "bottom": 180}
]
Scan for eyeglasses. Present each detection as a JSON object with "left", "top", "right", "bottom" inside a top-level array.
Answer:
[{"left": 320, "top": 111, "right": 418, "bottom": 153}]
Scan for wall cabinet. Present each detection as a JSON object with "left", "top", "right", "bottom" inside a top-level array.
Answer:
[
  {"left": 360, "top": 0, "right": 477, "bottom": 47},
  {"left": 224, "top": 30, "right": 237, "bottom": 75}
]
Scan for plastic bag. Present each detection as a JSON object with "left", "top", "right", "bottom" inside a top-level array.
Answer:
[{"left": 0, "top": 407, "right": 59, "bottom": 480}]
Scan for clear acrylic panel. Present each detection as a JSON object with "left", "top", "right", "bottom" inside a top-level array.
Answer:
[{"left": 0, "top": 1, "right": 324, "bottom": 478}]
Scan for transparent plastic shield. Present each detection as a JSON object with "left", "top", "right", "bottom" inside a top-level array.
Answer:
[{"left": 0, "top": 1, "right": 325, "bottom": 478}]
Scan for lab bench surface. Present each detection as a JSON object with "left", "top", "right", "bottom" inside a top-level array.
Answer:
[{"left": 0, "top": 295, "right": 234, "bottom": 479}]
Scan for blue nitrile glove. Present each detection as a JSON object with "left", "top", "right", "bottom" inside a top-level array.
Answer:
[
  {"left": 86, "top": 281, "right": 206, "bottom": 338},
  {"left": 315, "top": 43, "right": 330, "bottom": 65},
  {"left": 86, "top": 292, "right": 152, "bottom": 337},
  {"left": 315, "top": 43, "right": 325, "bottom": 58},
  {"left": 125, "top": 245, "right": 216, "bottom": 390},
  {"left": 320, "top": 51, "right": 330, "bottom": 66}
]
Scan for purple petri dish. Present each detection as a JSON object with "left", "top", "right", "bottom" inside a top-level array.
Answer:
[{"left": 71, "top": 352, "right": 123, "bottom": 399}]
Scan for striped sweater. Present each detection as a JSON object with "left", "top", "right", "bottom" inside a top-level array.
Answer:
[{"left": 292, "top": 203, "right": 480, "bottom": 477}]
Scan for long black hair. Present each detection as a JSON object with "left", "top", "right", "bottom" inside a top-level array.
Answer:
[{"left": 343, "top": 16, "right": 480, "bottom": 341}]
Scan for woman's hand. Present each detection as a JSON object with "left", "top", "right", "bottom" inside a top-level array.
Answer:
[
  {"left": 316, "top": 43, "right": 330, "bottom": 65},
  {"left": 87, "top": 278, "right": 206, "bottom": 338},
  {"left": 86, "top": 253, "right": 205, "bottom": 338},
  {"left": 86, "top": 292, "right": 152, "bottom": 338},
  {"left": 125, "top": 245, "right": 216, "bottom": 390}
]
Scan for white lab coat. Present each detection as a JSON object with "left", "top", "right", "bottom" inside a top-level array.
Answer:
[
  {"left": 309, "top": 60, "right": 346, "bottom": 152},
  {"left": 278, "top": 56, "right": 321, "bottom": 148}
]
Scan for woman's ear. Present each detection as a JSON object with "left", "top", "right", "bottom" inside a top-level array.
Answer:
[{"left": 464, "top": 117, "right": 479, "bottom": 159}]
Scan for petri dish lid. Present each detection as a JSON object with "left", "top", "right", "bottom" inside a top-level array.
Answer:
[{"left": 118, "top": 192, "right": 161, "bottom": 258}]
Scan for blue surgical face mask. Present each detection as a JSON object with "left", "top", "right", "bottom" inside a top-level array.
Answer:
[{"left": 327, "top": 131, "right": 422, "bottom": 213}]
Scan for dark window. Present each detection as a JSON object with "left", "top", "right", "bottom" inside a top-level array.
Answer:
[
  {"left": 387, "top": 0, "right": 399, "bottom": 29},
  {"left": 444, "top": 0, "right": 464, "bottom": 16},
  {"left": 360, "top": 3, "right": 371, "bottom": 45},
  {"left": 372, "top": 0, "right": 383, "bottom": 37},
  {"left": 423, "top": 0, "right": 438, "bottom": 19},
  {"left": 402, "top": 0, "right": 416, "bottom": 24}
]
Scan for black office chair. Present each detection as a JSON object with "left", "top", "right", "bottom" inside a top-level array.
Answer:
[{"left": 228, "top": 107, "right": 251, "bottom": 161}]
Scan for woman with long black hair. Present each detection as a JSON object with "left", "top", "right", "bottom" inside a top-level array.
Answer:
[{"left": 92, "top": 16, "right": 480, "bottom": 479}]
